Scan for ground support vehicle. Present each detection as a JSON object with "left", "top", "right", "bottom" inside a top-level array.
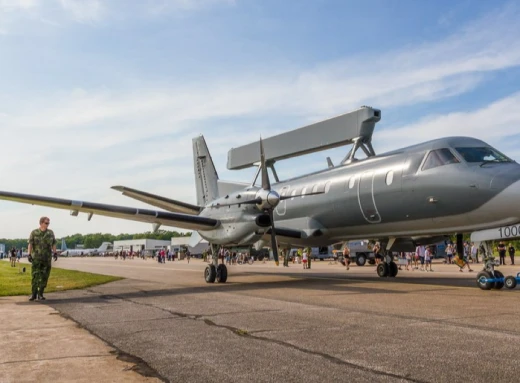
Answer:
[
  {"left": 346, "top": 240, "right": 375, "bottom": 266},
  {"left": 503, "top": 273, "right": 520, "bottom": 289}
]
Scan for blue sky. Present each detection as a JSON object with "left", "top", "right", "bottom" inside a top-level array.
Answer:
[{"left": 1, "top": 0, "right": 520, "bottom": 238}]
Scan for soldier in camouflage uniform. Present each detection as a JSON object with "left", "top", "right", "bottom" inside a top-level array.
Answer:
[{"left": 27, "top": 216, "right": 56, "bottom": 301}]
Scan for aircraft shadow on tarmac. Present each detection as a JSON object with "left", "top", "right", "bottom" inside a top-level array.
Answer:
[{"left": 18, "top": 270, "right": 491, "bottom": 307}]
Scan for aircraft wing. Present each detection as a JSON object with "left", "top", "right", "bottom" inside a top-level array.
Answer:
[
  {"left": 111, "top": 185, "right": 201, "bottom": 214},
  {"left": 0, "top": 190, "right": 219, "bottom": 231}
]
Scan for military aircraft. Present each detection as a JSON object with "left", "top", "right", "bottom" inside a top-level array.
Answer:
[
  {"left": 1, "top": 106, "right": 519, "bottom": 284},
  {"left": 60, "top": 241, "right": 112, "bottom": 257}
]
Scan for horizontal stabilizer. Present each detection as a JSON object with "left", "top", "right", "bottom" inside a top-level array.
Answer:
[
  {"left": 111, "top": 186, "right": 200, "bottom": 215},
  {"left": 0, "top": 190, "right": 219, "bottom": 231}
]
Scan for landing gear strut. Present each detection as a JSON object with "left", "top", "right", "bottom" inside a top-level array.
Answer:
[{"left": 205, "top": 244, "right": 228, "bottom": 283}]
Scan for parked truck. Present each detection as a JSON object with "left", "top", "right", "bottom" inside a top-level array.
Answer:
[
  {"left": 289, "top": 246, "right": 335, "bottom": 261},
  {"left": 339, "top": 240, "right": 376, "bottom": 266}
]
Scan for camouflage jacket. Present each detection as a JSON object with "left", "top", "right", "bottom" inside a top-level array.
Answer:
[{"left": 29, "top": 229, "right": 56, "bottom": 260}]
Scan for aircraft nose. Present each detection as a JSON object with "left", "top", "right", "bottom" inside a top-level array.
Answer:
[{"left": 490, "top": 165, "right": 520, "bottom": 190}]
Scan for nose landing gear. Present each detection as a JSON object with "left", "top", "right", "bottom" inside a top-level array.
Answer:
[{"left": 475, "top": 241, "right": 504, "bottom": 290}]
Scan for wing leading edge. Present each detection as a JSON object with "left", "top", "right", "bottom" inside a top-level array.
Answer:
[
  {"left": 111, "top": 185, "right": 201, "bottom": 214},
  {"left": 0, "top": 190, "right": 219, "bottom": 231}
]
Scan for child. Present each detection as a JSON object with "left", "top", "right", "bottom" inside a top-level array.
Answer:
[{"left": 424, "top": 247, "right": 433, "bottom": 272}]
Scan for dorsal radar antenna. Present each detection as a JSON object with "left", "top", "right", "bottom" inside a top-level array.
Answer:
[{"left": 227, "top": 106, "right": 381, "bottom": 182}]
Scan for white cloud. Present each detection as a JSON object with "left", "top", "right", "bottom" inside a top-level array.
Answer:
[
  {"left": 58, "top": 0, "right": 104, "bottom": 23},
  {"left": 377, "top": 92, "right": 520, "bottom": 156},
  {"left": 2, "top": 3, "right": 520, "bottom": 237}
]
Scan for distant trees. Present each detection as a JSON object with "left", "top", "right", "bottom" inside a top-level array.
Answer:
[{"left": 0, "top": 230, "right": 191, "bottom": 251}]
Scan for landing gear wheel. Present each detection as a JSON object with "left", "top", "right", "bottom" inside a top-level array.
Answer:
[
  {"left": 505, "top": 276, "right": 517, "bottom": 289},
  {"left": 205, "top": 265, "right": 216, "bottom": 283},
  {"left": 356, "top": 254, "right": 366, "bottom": 266},
  {"left": 216, "top": 264, "right": 228, "bottom": 283},
  {"left": 493, "top": 270, "right": 504, "bottom": 289},
  {"left": 476, "top": 271, "right": 494, "bottom": 290},
  {"left": 377, "top": 263, "right": 389, "bottom": 277},
  {"left": 388, "top": 261, "right": 398, "bottom": 277}
]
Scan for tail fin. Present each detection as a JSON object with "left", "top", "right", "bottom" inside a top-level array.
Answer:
[
  {"left": 97, "top": 242, "right": 112, "bottom": 253},
  {"left": 193, "top": 135, "right": 219, "bottom": 205},
  {"left": 61, "top": 239, "right": 67, "bottom": 251}
]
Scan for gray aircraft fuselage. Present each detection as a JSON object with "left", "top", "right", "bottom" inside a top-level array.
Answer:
[{"left": 198, "top": 136, "right": 520, "bottom": 248}]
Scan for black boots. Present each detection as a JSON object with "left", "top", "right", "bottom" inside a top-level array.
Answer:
[
  {"left": 29, "top": 287, "right": 46, "bottom": 301},
  {"left": 29, "top": 287, "right": 37, "bottom": 301}
]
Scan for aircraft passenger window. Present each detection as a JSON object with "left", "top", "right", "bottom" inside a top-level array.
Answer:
[
  {"left": 421, "top": 149, "right": 460, "bottom": 171},
  {"left": 301, "top": 187, "right": 307, "bottom": 197},
  {"left": 324, "top": 181, "right": 332, "bottom": 193},
  {"left": 290, "top": 189, "right": 298, "bottom": 200},
  {"left": 386, "top": 171, "right": 394, "bottom": 185},
  {"left": 316, "top": 183, "right": 326, "bottom": 193},
  {"left": 348, "top": 176, "right": 356, "bottom": 189}
]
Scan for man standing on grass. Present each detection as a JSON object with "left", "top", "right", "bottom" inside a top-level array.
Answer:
[{"left": 27, "top": 216, "right": 56, "bottom": 301}]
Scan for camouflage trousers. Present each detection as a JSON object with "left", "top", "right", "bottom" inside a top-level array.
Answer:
[{"left": 32, "top": 258, "right": 52, "bottom": 291}]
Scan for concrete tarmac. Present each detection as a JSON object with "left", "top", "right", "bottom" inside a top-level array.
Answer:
[{"left": 17, "top": 258, "right": 520, "bottom": 382}]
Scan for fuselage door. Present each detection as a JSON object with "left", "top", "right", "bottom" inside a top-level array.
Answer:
[
  {"left": 275, "top": 185, "right": 290, "bottom": 216},
  {"left": 358, "top": 171, "right": 381, "bottom": 223}
]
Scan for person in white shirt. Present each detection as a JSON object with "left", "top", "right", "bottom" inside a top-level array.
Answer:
[
  {"left": 445, "top": 243, "right": 453, "bottom": 264},
  {"left": 424, "top": 246, "right": 433, "bottom": 272},
  {"left": 416, "top": 245, "right": 425, "bottom": 271},
  {"left": 302, "top": 250, "right": 308, "bottom": 269}
]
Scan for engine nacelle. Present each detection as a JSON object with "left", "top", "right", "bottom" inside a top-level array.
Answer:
[{"left": 255, "top": 214, "right": 271, "bottom": 227}]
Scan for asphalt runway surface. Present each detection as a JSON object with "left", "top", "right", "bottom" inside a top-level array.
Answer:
[{"left": 40, "top": 258, "right": 520, "bottom": 382}]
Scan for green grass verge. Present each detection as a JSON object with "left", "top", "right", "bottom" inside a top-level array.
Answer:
[{"left": 0, "top": 260, "right": 123, "bottom": 296}]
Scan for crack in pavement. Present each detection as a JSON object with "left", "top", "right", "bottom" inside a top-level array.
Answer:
[
  {"left": 202, "top": 318, "right": 428, "bottom": 383},
  {"left": 51, "top": 309, "right": 169, "bottom": 383},
  {"left": 90, "top": 292, "right": 427, "bottom": 383},
  {"left": 55, "top": 288, "right": 518, "bottom": 383}
]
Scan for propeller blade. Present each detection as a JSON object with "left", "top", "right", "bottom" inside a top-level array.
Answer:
[
  {"left": 268, "top": 208, "right": 279, "bottom": 266},
  {"left": 260, "top": 137, "right": 270, "bottom": 190}
]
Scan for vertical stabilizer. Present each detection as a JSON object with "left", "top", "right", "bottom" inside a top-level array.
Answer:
[
  {"left": 193, "top": 135, "right": 219, "bottom": 205},
  {"left": 97, "top": 242, "right": 112, "bottom": 253}
]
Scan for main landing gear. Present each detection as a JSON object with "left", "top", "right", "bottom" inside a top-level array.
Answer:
[
  {"left": 204, "top": 264, "right": 228, "bottom": 283},
  {"left": 205, "top": 244, "right": 228, "bottom": 283},
  {"left": 376, "top": 252, "right": 398, "bottom": 277}
]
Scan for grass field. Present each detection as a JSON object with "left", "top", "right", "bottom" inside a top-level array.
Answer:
[{"left": 0, "top": 260, "right": 123, "bottom": 296}]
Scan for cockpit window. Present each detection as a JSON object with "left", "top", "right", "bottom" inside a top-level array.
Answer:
[
  {"left": 455, "top": 147, "right": 512, "bottom": 164},
  {"left": 422, "top": 148, "right": 460, "bottom": 171}
]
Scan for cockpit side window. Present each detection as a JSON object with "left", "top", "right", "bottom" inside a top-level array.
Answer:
[{"left": 421, "top": 148, "right": 460, "bottom": 171}]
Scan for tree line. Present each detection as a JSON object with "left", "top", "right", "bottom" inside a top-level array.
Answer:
[{"left": 0, "top": 230, "right": 191, "bottom": 251}]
